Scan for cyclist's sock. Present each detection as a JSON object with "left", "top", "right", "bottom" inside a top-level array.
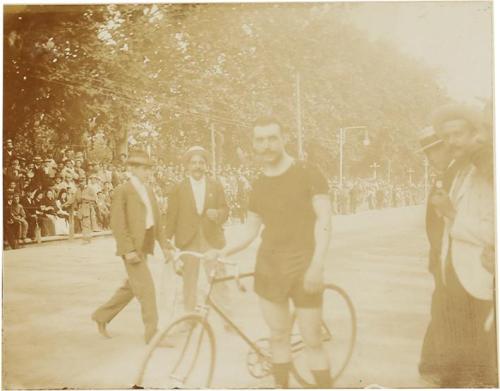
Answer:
[
  {"left": 312, "top": 369, "right": 332, "bottom": 388},
  {"left": 272, "top": 362, "right": 290, "bottom": 388}
]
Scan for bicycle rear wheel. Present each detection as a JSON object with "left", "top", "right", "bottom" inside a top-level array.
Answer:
[
  {"left": 291, "top": 284, "right": 357, "bottom": 387},
  {"left": 135, "top": 313, "right": 216, "bottom": 389}
]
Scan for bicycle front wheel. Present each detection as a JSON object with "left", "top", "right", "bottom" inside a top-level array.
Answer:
[
  {"left": 291, "top": 284, "right": 357, "bottom": 387},
  {"left": 135, "top": 313, "right": 216, "bottom": 389}
]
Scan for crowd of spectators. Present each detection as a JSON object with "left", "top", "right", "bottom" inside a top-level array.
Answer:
[
  {"left": 328, "top": 178, "right": 424, "bottom": 215},
  {"left": 3, "top": 139, "right": 129, "bottom": 249},
  {"left": 3, "top": 138, "right": 425, "bottom": 250}
]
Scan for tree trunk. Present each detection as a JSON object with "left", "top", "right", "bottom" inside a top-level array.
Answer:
[{"left": 114, "top": 130, "right": 128, "bottom": 159}]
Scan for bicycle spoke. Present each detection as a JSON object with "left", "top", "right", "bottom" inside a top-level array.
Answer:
[{"left": 137, "top": 315, "right": 215, "bottom": 389}]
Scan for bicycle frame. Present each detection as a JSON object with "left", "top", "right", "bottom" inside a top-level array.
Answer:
[
  {"left": 202, "top": 271, "right": 268, "bottom": 357},
  {"left": 169, "top": 249, "right": 329, "bottom": 376},
  {"left": 200, "top": 270, "right": 310, "bottom": 360}
]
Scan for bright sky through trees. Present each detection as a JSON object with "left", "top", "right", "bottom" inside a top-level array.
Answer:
[{"left": 345, "top": 1, "right": 492, "bottom": 105}]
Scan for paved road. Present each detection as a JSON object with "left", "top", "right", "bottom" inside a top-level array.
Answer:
[{"left": 3, "top": 206, "right": 434, "bottom": 389}]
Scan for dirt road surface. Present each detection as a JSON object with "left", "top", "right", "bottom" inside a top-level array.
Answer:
[{"left": 3, "top": 206, "right": 434, "bottom": 389}]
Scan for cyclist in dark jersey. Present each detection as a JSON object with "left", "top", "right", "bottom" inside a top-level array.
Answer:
[{"left": 205, "top": 116, "right": 332, "bottom": 388}]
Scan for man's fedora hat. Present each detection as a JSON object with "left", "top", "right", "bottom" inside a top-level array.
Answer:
[
  {"left": 127, "top": 150, "right": 154, "bottom": 167},
  {"left": 183, "top": 146, "right": 209, "bottom": 164},
  {"left": 417, "top": 126, "right": 443, "bottom": 152},
  {"left": 432, "top": 103, "right": 484, "bottom": 135}
]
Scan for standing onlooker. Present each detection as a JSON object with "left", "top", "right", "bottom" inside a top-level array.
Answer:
[
  {"left": 416, "top": 126, "right": 457, "bottom": 385},
  {"left": 10, "top": 194, "right": 29, "bottom": 244},
  {"left": 75, "top": 178, "right": 98, "bottom": 244},
  {"left": 31, "top": 156, "right": 49, "bottom": 191},
  {"left": 96, "top": 191, "right": 111, "bottom": 230},
  {"left": 428, "top": 104, "right": 497, "bottom": 387},
  {"left": 3, "top": 139, "right": 17, "bottom": 168},
  {"left": 165, "top": 146, "right": 231, "bottom": 315},
  {"left": 91, "top": 150, "right": 170, "bottom": 344}
]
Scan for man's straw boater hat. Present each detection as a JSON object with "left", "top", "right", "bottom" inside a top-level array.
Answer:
[{"left": 183, "top": 146, "right": 209, "bottom": 164}]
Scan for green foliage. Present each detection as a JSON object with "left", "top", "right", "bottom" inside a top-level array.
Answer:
[{"left": 4, "top": 3, "right": 449, "bottom": 179}]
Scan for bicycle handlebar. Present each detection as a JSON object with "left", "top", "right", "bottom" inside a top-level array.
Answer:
[
  {"left": 171, "top": 249, "right": 236, "bottom": 267},
  {"left": 167, "top": 244, "right": 246, "bottom": 292}
]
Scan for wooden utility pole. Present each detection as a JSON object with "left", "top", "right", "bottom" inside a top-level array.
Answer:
[
  {"left": 407, "top": 168, "right": 415, "bottom": 185},
  {"left": 370, "top": 162, "right": 381, "bottom": 180},
  {"left": 210, "top": 124, "right": 217, "bottom": 177}
]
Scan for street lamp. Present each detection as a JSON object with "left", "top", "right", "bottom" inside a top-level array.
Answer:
[
  {"left": 339, "top": 126, "right": 369, "bottom": 188},
  {"left": 370, "top": 162, "right": 381, "bottom": 180},
  {"left": 407, "top": 167, "right": 415, "bottom": 185}
]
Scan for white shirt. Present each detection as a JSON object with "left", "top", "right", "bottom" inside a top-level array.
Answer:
[
  {"left": 129, "top": 174, "right": 155, "bottom": 229},
  {"left": 440, "top": 164, "right": 494, "bottom": 299},
  {"left": 189, "top": 176, "right": 206, "bottom": 215}
]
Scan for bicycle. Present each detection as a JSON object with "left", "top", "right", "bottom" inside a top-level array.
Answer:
[{"left": 134, "top": 248, "right": 357, "bottom": 389}]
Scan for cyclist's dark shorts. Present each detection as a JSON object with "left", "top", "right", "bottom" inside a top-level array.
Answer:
[{"left": 254, "top": 249, "right": 323, "bottom": 308}]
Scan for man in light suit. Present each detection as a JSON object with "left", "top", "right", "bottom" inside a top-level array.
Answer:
[
  {"left": 92, "top": 150, "right": 169, "bottom": 344},
  {"left": 430, "top": 104, "right": 497, "bottom": 387},
  {"left": 165, "top": 146, "right": 230, "bottom": 314}
]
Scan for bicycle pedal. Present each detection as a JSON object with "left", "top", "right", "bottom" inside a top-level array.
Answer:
[{"left": 195, "top": 304, "right": 210, "bottom": 315}]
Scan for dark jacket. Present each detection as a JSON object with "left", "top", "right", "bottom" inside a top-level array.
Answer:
[
  {"left": 425, "top": 161, "right": 460, "bottom": 273},
  {"left": 165, "top": 176, "right": 228, "bottom": 249},
  {"left": 110, "top": 180, "right": 166, "bottom": 256}
]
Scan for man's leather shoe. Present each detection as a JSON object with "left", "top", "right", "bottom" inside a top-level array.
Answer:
[{"left": 95, "top": 320, "right": 111, "bottom": 338}]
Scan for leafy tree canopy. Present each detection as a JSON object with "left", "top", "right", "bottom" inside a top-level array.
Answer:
[{"left": 4, "top": 3, "right": 449, "bottom": 182}]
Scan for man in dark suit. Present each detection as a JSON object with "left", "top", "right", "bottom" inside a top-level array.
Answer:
[
  {"left": 165, "top": 146, "right": 230, "bottom": 314},
  {"left": 92, "top": 150, "right": 169, "bottom": 344},
  {"left": 30, "top": 156, "right": 50, "bottom": 192},
  {"left": 3, "top": 139, "right": 16, "bottom": 168},
  {"left": 417, "top": 126, "right": 458, "bottom": 385}
]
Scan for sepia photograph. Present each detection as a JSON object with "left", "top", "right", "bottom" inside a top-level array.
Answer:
[{"left": 2, "top": 1, "right": 497, "bottom": 389}]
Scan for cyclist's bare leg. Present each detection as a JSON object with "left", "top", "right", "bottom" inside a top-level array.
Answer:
[
  {"left": 259, "top": 296, "right": 292, "bottom": 387},
  {"left": 296, "top": 306, "right": 331, "bottom": 387}
]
